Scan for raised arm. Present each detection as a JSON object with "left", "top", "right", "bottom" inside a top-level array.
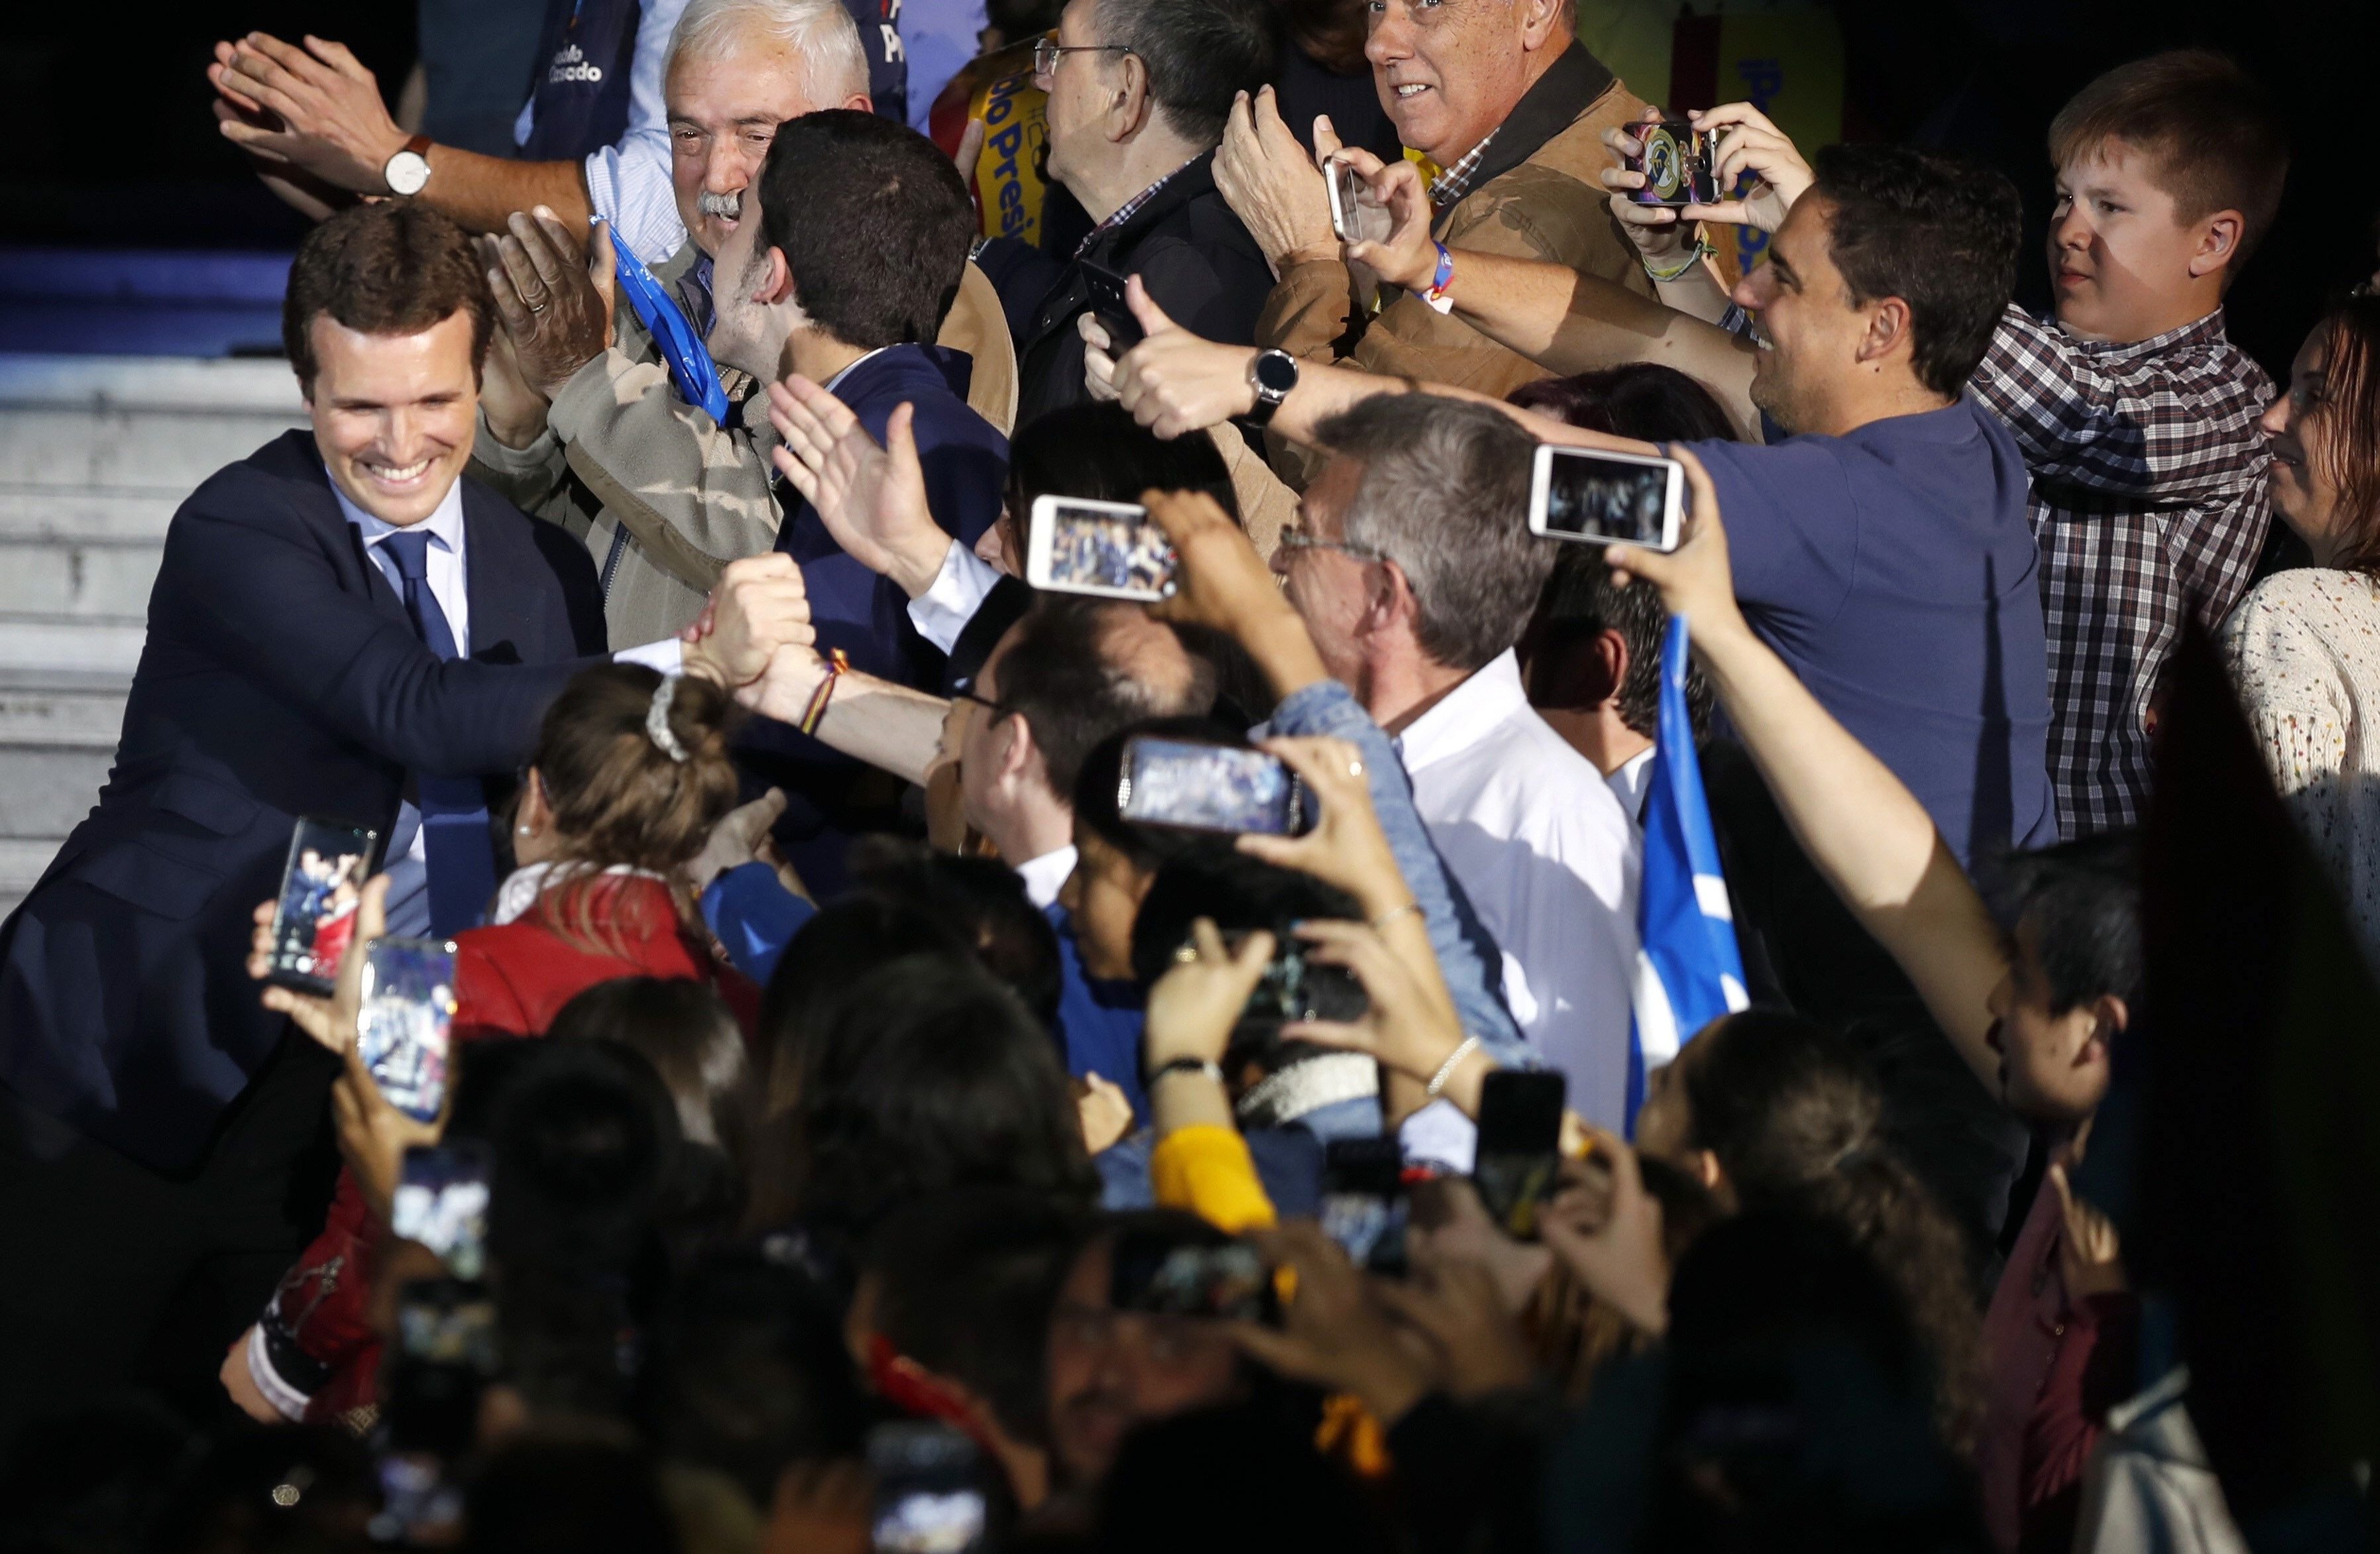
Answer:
[{"left": 1605, "top": 449, "right": 2009, "bottom": 1090}]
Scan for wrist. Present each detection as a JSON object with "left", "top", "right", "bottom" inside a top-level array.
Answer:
[
  {"left": 1280, "top": 241, "right": 1341, "bottom": 271},
  {"left": 886, "top": 533, "right": 955, "bottom": 602},
  {"left": 1244, "top": 604, "right": 1329, "bottom": 696}
]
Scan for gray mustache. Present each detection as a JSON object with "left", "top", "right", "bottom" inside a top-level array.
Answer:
[{"left": 697, "top": 190, "right": 742, "bottom": 221}]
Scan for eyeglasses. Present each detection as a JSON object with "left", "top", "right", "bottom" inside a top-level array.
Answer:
[
  {"left": 1031, "top": 38, "right": 1132, "bottom": 76},
  {"left": 1275, "top": 527, "right": 1394, "bottom": 565},
  {"left": 952, "top": 687, "right": 1003, "bottom": 716}
]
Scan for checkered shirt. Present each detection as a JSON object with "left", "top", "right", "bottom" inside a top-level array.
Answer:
[
  {"left": 1970, "top": 303, "right": 2274, "bottom": 837},
  {"left": 1075, "top": 160, "right": 1196, "bottom": 258},
  {"left": 1427, "top": 131, "right": 1500, "bottom": 209}
]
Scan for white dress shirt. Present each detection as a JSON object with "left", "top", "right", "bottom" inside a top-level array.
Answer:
[
  {"left": 907, "top": 535, "right": 1005, "bottom": 655},
  {"left": 1012, "top": 844, "right": 1076, "bottom": 911},
  {"left": 331, "top": 469, "right": 683, "bottom": 932},
  {"left": 1608, "top": 746, "right": 1657, "bottom": 828},
  {"left": 1397, "top": 649, "right": 1642, "bottom": 1130}
]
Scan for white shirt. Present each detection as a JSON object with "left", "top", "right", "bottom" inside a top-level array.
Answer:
[
  {"left": 513, "top": 0, "right": 691, "bottom": 265},
  {"left": 907, "top": 535, "right": 1005, "bottom": 655},
  {"left": 1396, "top": 649, "right": 1642, "bottom": 1130},
  {"left": 331, "top": 469, "right": 683, "bottom": 932},
  {"left": 1013, "top": 844, "right": 1076, "bottom": 911},
  {"left": 1608, "top": 746, "right": 1656, "bottom": 828}
]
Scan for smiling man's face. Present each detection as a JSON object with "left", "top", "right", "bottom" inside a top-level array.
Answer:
[
  {"left": 305, "top": 309, "right": 480, "bottom": 527},
  {"left": 668, "top": 34, "right": 822, "bottom": 258},
  {"left": 1363, "top": 0, "right": 1547, "bottom": 168}
]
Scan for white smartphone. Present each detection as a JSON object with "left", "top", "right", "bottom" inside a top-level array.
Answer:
[
  {"left": 1324, "top": 158, "right": 1390, "bottom": 246},
  {"left": 1528, "top": 444, "right": 1686, "bottom": 551},
  {"left": 1024, "top": 494, "right": 1177, "bottom": 601}
]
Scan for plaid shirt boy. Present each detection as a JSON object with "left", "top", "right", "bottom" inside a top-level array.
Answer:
[{"left": 1970, "top": 304, "right": 2273, "bottom": 836}]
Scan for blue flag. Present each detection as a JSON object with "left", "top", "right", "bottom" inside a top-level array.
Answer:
[
  {"left": 605, "top": 223, "right": 734, "bottom": 426},
  {"left": 1626, "top": 614, "right": 1749, "bottom": 1131}
]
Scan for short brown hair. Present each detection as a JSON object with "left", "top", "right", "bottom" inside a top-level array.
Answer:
[
  {"left": 2047, "top": 50, "right": 2289, "bottom": 275},
  {"left": 281, "top": 199, "right": 494, "bottom": 390}
]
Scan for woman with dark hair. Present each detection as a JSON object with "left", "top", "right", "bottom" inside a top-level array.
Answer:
[
  {"left": 2223, "top": 296, "right": 2380, "bottom": 968},
  {"left": 1631, "top": 1008, "right": 1986, "bottom": 1455},
  {"left": 1505, "top": 362, "right": 1744, "bottom": 445}
]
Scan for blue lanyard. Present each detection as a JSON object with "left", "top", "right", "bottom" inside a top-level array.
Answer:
[{"left": 603, "top": 224, "right": 734, "bottom": 425}]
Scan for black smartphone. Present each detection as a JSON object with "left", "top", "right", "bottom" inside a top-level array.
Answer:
[
  {"left": 868, "top": 1421, "right": 991, "bottom": 1554},
  {"left": 1626, "top": 119, "right": 1721, "bottom": 207},
  {"left": 1109, "top": 1226, "right": 1274, "bottom": 1323},
  {"left": 1082, "top": 260, "right": 1144, "bottom": 352},
  {"left": 384, "top": 1276, "right": 498, "bottom": 1459},
  {"left": 1321, "top": 1136, "right": 1408, "bottom": 1274},
  {"left": 1117, "top": 734, "right": 1305, "bottom": 836},
  {"left": 264, "top": 816, "right": 380, "bottom": 995},
  {"left": 1471, "top": 1069, "right": 1567, "bottom": 1239},
  {"left": 391, "top": 1141, "right": 492, "bottom": 1280}
]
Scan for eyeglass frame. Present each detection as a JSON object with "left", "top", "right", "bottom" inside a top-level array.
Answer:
[
  {"left": 1031, "top": 38, "right": 1133, "bottom": 78},
  {"left": 1274, "top": 526, "right": 1395, "bottom": 566}
]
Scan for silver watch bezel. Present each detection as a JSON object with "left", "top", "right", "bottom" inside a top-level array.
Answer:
[{"left": 384, "top": 148, "right": 432, "bottom": 197}]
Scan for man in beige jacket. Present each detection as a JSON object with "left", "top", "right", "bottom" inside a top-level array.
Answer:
[
  {"left": 1210, "top": 0, "right": 1656, "bottom": 409},
  {"left": 469, "top": 0, "right": 1016, "bottom": 645}
]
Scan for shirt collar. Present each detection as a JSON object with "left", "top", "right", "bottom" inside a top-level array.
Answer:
[
  {"left": 1076, "top": 156, "right": 1199, "bottom": 257},
  {"left": 327, "top": 464, "right": 467, "bottom": 556},
  {"left": 822, "top": 346, "right": 893, "bottom": 395},
  {"left": 2044, "top": 304, "right": 2229, "bottom": 361},
  {"left": 1609, "top": 744, "right": 1657, "bottom": 824},
  {"left": 1427, "top": 130, "right": 1499, "bottom": 208},
  {"left": 1013, "top": 844, "right": 1078, "bottom": 911},
  {"left": 1392, "top": 649, "right": 1530, "bottom": 773}
]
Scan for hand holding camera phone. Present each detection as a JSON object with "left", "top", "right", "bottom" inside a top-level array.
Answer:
[
  {"left": 1025, "top": 496, "right": 1178, "bottom": 601},
  {"left": 868, "top": 1421, "right": 992, "bottom": 1554},
  {"left": 1529, "top": 445, "right": 1686, "bottom": 552},
  {"left": 1324, "top": 157, "right": 1392, "bottom": 247},
  {"left": 1625, "top": 119, "right": 1721, "bottom": 207},
  {"left": 392, "top": 1142, "right": 492, "bottom": 1279},
  {"left": 264, "top": 816, "right": 380, "bottom": 995},
  {"left": 1471, "top": 1070, "right": 1567, "bottom": 1240},
  {"left": 1117, "top": 734, "right": 1305, "bottom": 836},
  {"left": 356, "top": 937, "right": 459, "bottom": 1123}
]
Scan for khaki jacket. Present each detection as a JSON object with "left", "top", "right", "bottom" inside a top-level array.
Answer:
[
  {"left": 471, "top": 245, "right": 1019, "bottom": 646},
  {"left": 1257, "top": 48, "right": 1657, "bottom": 417}
]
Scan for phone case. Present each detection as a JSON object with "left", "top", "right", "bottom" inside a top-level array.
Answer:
[
  {"left": 1025, "top": 495, "right": 1176, "bottom": 601},
  {"left": 265, "top": 817, "right": 381, "bottom": 996},
  {"left": 357, "top": 938, "right": 459, "bottom": 1123}
]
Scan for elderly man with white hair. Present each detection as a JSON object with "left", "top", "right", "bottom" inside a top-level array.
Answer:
[{"left": 465, "top": 0, "right": 1017, "bottom": 644}]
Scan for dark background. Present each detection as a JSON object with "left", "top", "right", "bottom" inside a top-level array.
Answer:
[{"left": 2, "top": 0, "right": 2371, "bottom": 375}]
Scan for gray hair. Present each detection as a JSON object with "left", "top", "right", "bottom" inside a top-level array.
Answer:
[
  {"left": 666, "top": 0, "right": 872, "bottom": 105},
  {"left": 1314, "top": 394, "right": 1552, "bottom": 673}
]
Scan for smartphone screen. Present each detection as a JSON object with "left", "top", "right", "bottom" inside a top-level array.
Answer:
[
  {"left": 1529, "top": 445, "right": 1685, "bottom": 551},
  {"left": 1081, "top": 260, "right": 1144, "bottom": 352},
  {"left": 386, "top": 1276, "right": 498, "bottom": 1459},
  {"left": 1628, "top": 121, "right": 1720, "bottom": 207},
  {"left": 1321, "top": 1137, "right": 1408, "bottom": 1274},
  {"left": 1116, "top": 735, "right": 1301, "bottom": 836},
  {"left": 1110, "top": 1234, "right": 1272, "bottom": 1322},
  {"left": 392, "top": 1141, "right": 492, "bottom": 1280},
  {"left": 356, "top": 937, "right": 459, "bottom": 1123},
  {"left": 264, "top": 817, "right": 379, "bottom": 995},
  {"left": 1472, "top": 1069, "right": 1567, "bottom": 1239},
  {"left": 868, "top": 1421, "right": 990, "bottom": 1554},
  {"left": 1025, "top": 494, "right": 1176, "bottom": 601}
]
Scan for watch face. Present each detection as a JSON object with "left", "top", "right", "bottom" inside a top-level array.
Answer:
[
  {"left": 1253, "top": 353, "right": 1299, "bottom": 395},
  {"left": 386, "top": 151, "right": 431, "bottom": 196}
]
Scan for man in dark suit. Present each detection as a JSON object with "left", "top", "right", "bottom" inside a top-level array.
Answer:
[
  {"left": 0, "top": 201, "right": 809, "bottom": 1443},
  {"left": 974, "top": 0, "right": 1278, "bottom": 426},
  {"left": 705, "top": 109, "right": 1010, "bottom": 888}
]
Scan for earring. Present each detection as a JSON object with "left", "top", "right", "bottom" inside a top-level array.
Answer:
[{"left": 515, "top": 824, "right": 534, "bottom": 836}]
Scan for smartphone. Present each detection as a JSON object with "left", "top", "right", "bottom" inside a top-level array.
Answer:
[
  {"left": 384, "top": 1276, "right": 498, "bottom": 1459},
  {"left": 868, "top": 1421, "right": 990, "bottom": 1554},
  {"left": 264, "top": 817, "right": 380, "bottom": 995},
  {"left": 391, "top": 1141, "right": 492, "bottom": 1280},
  {"left": 1529, "top": 444, "right": 1686, "bottom": 551},
  {"left": 1324, "top": 158, "right": 1375, "bottom": 245},
  {"left": 1471, "top": 1069, "right": 1567, "bottom": 1240},
  {"left": 1626, "top": 119, "right": 1721, "bottom": 207},
  {"left": 1024, "top": 495, "right": 1177, "bottom": 601},
  {"left": 355, "top": 937, "right": 459, "bottom": 1123},
  {"left": 1321, "top": 1137, "right": 1408, "bottom": 1274},
  {"left": 1081, "top": 260, "right": 1143, "bottom": 353},
  {"left": 1110, "top": 1229, "right": 1274, "bottom": 1323},
  {"left": 1116, "top": 734, "right": 1304, "bottom": 836},
  {"left": 1235, "top": 938, "right": 1367, "bottom": 1030}
]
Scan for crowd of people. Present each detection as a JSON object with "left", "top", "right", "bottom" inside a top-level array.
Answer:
[{"left": 1, "top": 0, "right": 2376, "bottom": 1549}]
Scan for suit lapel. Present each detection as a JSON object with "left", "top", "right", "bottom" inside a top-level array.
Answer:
[
  {"left": 462, "top": 479, "right": 539, "bottom": 663},
  {"left": 277, "top": 431, "right": 412, "bottom": 626}
]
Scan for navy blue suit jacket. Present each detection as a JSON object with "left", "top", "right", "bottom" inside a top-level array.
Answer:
[
  {"left": 0, "top": 431, "right": 607, "bottom": 1170},
  {"left": 746, "top": 343, "right": 1007, "bottom": 887}
]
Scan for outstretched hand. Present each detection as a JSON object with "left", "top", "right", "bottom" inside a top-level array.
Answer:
[
  {"left": 768, "top": 379, "right": 952, "bottom": 598},
  {"left": 487, "top": 209, "right": 616, "bottom": 398},
  {"left": 1140, "top": 489, "right": 1327, "bottom": 696},
  {"left": 208, "top": 32, "right": 408, "bottom": 194},
  {"left": 1234, "top": 735, "right": 1406, "bottom": 915},
  {"left": 1107, "top": 277, "right": 1263, "bottom": 439}
]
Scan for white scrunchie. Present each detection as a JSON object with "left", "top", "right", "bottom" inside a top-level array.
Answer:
[{"left": 646, "top": 673, "right": 689, "bottom": 763}]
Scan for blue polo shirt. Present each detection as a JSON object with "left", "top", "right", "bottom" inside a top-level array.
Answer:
[{"left": 1683, "top": 394, "right": 2059, "bottom": 863}]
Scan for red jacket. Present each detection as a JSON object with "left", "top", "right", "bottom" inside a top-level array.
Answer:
[{"left": 249, "top": 875, "right": 756, "bottom": 1425}]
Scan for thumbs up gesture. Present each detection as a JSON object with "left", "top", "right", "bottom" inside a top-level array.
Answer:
[{"left": 1093, "top": 275, "right": 1271, "bottom": 440}]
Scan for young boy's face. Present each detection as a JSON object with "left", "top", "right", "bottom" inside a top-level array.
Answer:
[{"left": 2049, "top": 138, "right": 2226, "bottom": 344}]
